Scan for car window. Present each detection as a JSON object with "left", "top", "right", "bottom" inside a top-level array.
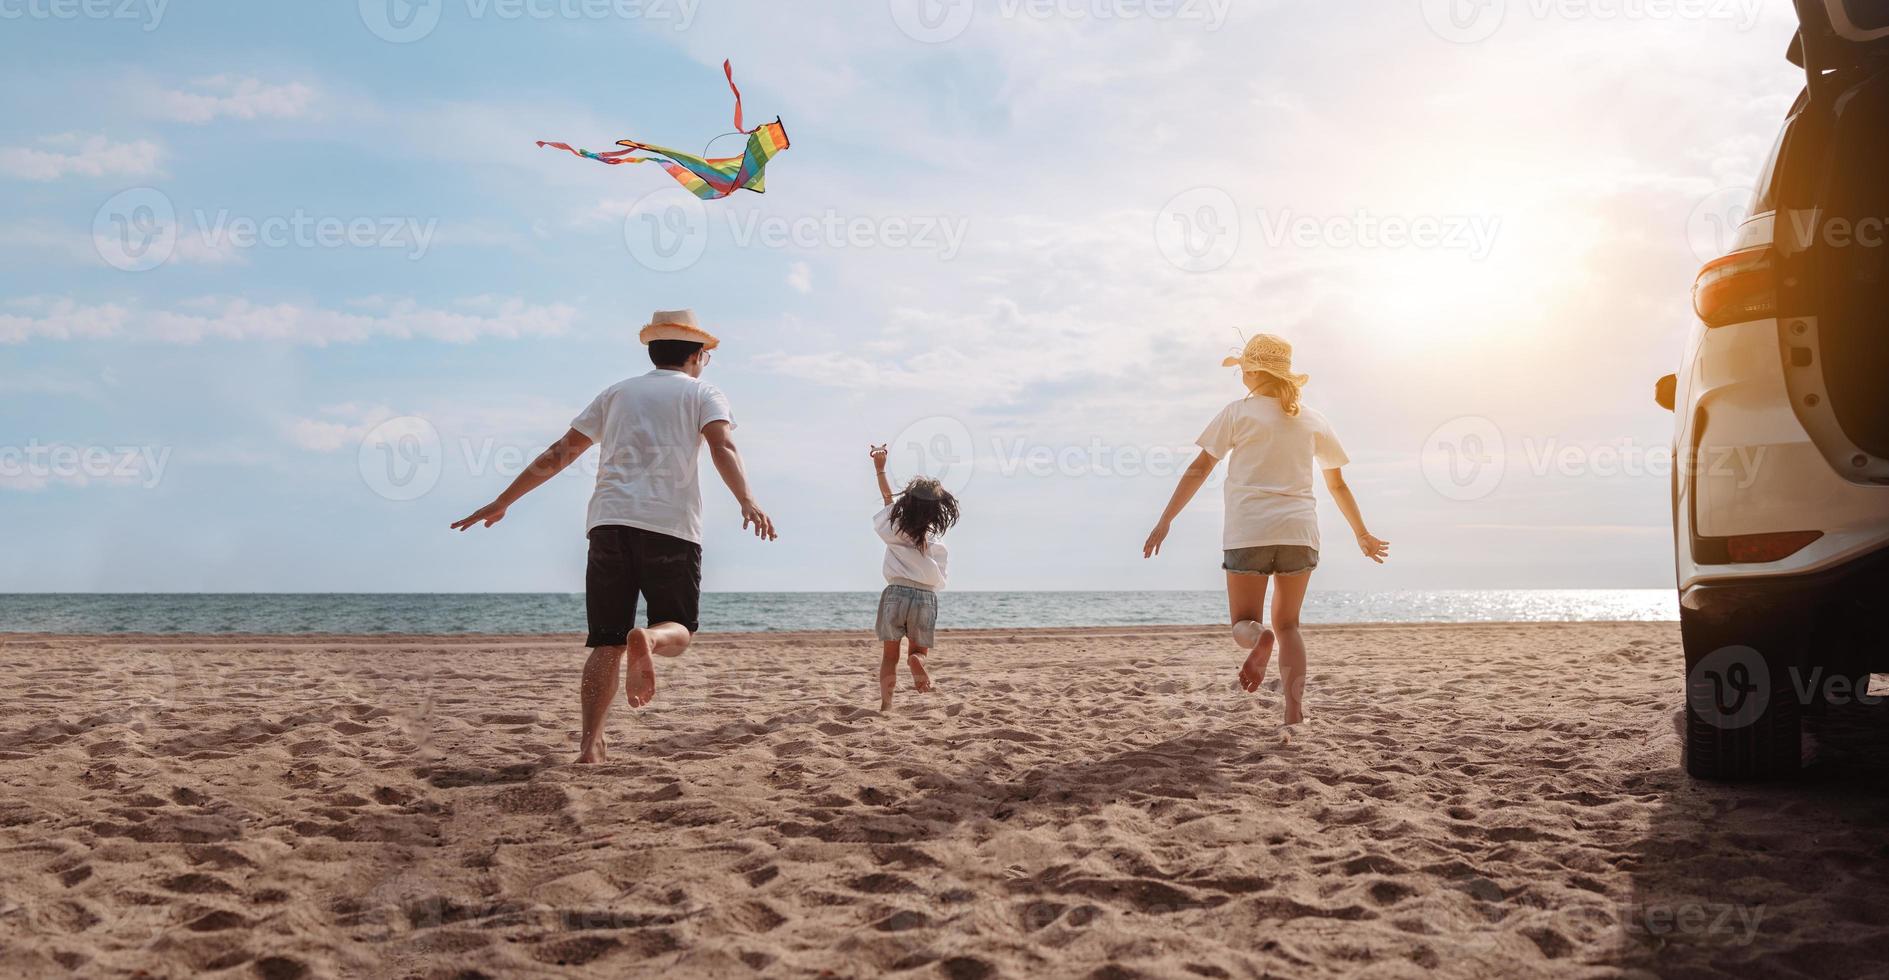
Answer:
[{"left": 1750, "top": 124, "right": 1789, "bottom": 215}]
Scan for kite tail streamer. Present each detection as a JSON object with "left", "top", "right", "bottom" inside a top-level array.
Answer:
[
  {"left": 533, "top": 142, "right": 650, "bottom": 166},
  {"left": 535, "top": 59, "right": 789, "bottom": 200},
  {"left": 723, "top": 59, "right": 747, "bottom": 134}
]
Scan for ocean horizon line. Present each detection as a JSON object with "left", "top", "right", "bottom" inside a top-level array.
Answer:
[
  {"left": 0, "top": 588, "right": 1675, "bottom": 596},
  {"left": 0, "top": 591, "right": 1679, "bottom": 635}
]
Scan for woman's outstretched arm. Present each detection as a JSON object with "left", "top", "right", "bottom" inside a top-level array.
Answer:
[
  {"left": 1143, "top": 450, "right": 1219, "bottom": 558},
  {"left": 1324, "top": 467, "right": 1389, "bottom": 563},
  {"left": 869, "top": 444, "right": 894, "bottom": 506}
]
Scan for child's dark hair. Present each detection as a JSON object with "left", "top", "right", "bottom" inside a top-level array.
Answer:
[{"left": 889, "top": 478, "right": 959, "bottom": 552}]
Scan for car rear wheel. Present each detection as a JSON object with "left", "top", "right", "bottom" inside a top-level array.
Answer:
[{"left": 1681, "top": 606, "right": 1802, "bottom": 781}]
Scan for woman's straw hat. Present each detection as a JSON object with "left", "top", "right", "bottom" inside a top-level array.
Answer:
[
  {"left": 1222, "top": 333, "right": 1309, "bottom": 387},
  {"left": 639, "top": 309, "right": 721, "bottom": 350}
]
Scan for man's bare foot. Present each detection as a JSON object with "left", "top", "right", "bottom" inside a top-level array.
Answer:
[
  {"left": 624, "top": 629, "right": 657, "bottom": 708},
  {"left": 1239, "top": 628, "right": 1275, "bottom": 693},
  {"left": 909, "top": 653, "right": 933, "bottom": 693},
  {"left": 578, "top": 733, "right": 607, "bottom": 764}
]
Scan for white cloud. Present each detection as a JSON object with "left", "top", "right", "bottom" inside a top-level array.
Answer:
[
  {"left": 151, "top": 76, "right": 318, "bottom": 124},
  {"left": 0, "top": 299, "right": 129, "bottom": 343},
  {"left": 0, "top": 134, "right": 161, "bottom": 181},
  {"left": 0, "top": 296, "right": 576, "bottom": 346},
  {"left": 286, "top": 403, "right": 398, "bottom": 452},
  {"left": 786, "top": 261, "right": 813, "bottom": 294}
]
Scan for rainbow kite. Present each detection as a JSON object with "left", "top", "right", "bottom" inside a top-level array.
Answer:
[{"left": 537, "top": 60, "right": 789, "bottom": 201}]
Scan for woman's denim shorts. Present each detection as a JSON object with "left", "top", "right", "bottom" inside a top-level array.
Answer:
[{"left": 1223, "top": 545, "right": 1320, "bottom": 576}]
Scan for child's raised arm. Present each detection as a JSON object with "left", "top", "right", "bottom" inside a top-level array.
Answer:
[{"left": 869, "top": 444, "right": 894, "bottom": 506}]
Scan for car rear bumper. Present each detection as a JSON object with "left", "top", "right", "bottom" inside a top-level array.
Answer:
[
  {"left": 1675, "top": 314, "right": 1889, "bottom": 590},
  {"left": 1681, "top": 541, "right": 1889, "bottom": 672}
]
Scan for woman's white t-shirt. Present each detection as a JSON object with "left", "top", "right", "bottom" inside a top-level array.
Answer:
[
  {"left": 1196, "top": 397, "right": 1349, "bottom": 551},
  {"left": 874, "top": 505, "right": 949, "bottom": 591}
]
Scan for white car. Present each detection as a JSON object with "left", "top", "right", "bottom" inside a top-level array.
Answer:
[{"left": 1664, "top": 0, "right": 1889, "bottom": 780}]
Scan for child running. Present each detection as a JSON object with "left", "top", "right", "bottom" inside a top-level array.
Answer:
[
  {"left": 1143, "top": 334, "right": 1389, "bottom": 735},
  {"left": 868, "top": 444, "right": 960, "bottom": 713}
]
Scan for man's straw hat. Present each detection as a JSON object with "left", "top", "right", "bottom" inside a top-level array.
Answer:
[
  {"left": 638, "top": 309, "right": 720, "bottom": 350},
  {"left": 1222, "top": 333, "right": 1308, "bottom": 387}
]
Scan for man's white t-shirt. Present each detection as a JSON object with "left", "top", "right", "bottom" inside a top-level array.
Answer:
[
  {"left": 570, "top": 370, "right": 734, "bottom": 544},
  {"left": 1197, "top": 397, "right": 1349, "bottom": 551},
  {"left": 874, "top": 505, "right": 949, "bottom": 591}
]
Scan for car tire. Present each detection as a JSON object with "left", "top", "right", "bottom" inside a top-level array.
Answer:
[{"left": 1681, "top": 605, "right": 1802, "bottom": 781}]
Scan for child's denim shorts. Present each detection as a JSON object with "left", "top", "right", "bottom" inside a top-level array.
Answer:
[
  {"left": 875, "top": 584, "right": 938, "bottom": 648},
  {"left": 1223, "top": 545, "right": 1320, "bottom": 576}
]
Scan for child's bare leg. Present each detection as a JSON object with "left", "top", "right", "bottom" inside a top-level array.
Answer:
[
  {"left": 908, "top": 646, "right": 933, "bottom": 693},
  {"left": 879, "top": 641, "right": 902, "bottom": 711},
  {"left": 624, "top": 623, "right": 693, "bottom": 709},
  {"left": 579, "top": 645, "right": 624, "bottom": 763},
  {"left": 1227, "top": 572, "right": 1273, "bottom": 692},
  {"left": 1270, "top": 572, "right": 1313, "bottom": 725}
]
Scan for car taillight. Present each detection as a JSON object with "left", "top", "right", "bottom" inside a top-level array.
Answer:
[
  {"left": 1727, "top": 530, "right": 1822, "bottom": 563},
  {"left": 1692, "top": 247, "right": 1777, "bottom": 327}
]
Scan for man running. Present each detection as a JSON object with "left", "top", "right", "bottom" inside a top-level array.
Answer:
[{"left": 452, "top": 309, "right": 777, "bottom": 763}]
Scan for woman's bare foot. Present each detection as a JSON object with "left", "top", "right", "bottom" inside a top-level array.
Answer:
[
  {"left": 879, "top": 694, "right": 894, "bottom": 713},
  {"left": 908, "top": 652, "right": 933, "bottom": 693},
  {"left": 578, "top": 733, "right": 607, "bottom": 764},
  {"left": 1238, "top": 628, "right": 1275, "bottom": 693},
  {"left": 624, "top": 629, "right": 657, "bottom": 708}
]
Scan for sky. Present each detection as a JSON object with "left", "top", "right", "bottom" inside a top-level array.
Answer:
[{"left": 0, "top": 0, "right": 1809, "bottom": 593}]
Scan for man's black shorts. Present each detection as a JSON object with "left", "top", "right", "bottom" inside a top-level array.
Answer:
[{"left": 585, "top": 525, "right": 702, "bottom": 646}]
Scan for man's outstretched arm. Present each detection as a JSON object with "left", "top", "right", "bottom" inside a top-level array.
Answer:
[
  {"left": 704, "top": 420, "right": 777, "bottom": 541},
  {"left": 451, "top": 427, "right": 593, "bottom": 531}
]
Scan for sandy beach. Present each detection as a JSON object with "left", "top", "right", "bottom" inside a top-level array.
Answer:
[{"left": 2, "top": 623, "right": 1885, "bottom": 979}]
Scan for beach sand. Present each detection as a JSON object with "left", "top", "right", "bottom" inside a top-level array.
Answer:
[{"left": 2, "top": 624, "right": 1886, "bottom": 979}]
